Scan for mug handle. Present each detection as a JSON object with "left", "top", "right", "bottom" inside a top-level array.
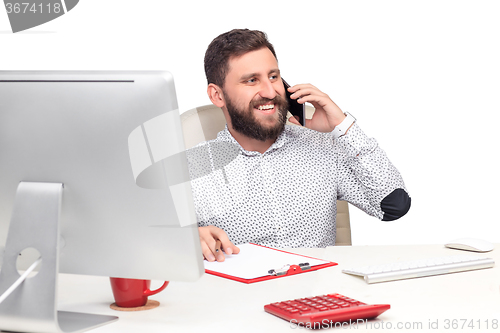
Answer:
[{"left": 144, "top": 281, "right": 169, "bottom": 297}]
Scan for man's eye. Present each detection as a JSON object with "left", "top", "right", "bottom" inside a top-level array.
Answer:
[{"left": 247, "top": 78, "right": 256, "bottom": 83}]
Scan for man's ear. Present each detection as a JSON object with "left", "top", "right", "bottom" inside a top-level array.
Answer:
[{"left": 207, "top": 83, "right": 225, "bottom": 108}]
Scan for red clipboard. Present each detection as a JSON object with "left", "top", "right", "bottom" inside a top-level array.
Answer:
[{"left": 204, "top": 243, "right": 337, "bottom": 284}]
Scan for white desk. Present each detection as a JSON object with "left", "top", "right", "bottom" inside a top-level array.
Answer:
[{"left": 9, "top": 244, "right": 500, "bottom": 332}]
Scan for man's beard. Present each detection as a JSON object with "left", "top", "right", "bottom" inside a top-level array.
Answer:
[{"left": 224, "top": 92, "right": 289, "bottom": 142}]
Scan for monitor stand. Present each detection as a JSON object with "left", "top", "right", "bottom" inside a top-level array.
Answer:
[{"left": 0, "top": 182, "right": 118, "bottom": 333}]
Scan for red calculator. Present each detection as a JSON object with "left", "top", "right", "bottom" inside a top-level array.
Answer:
[{"left": 264, "top": 293, "right": 390, "bottom": 328}]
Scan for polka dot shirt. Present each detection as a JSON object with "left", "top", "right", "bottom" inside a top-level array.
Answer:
[{"left": 187, "top": 123, "right": 408, "bottom": 248}]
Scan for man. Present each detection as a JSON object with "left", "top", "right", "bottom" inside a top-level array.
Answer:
[{"left": 189, "top": 29, "right": 410, "bottom": 262}]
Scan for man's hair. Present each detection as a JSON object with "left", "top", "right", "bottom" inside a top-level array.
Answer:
[{"left": 204, "top": 29, "right": 277, "bottom": 88}]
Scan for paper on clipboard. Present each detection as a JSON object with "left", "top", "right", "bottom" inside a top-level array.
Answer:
[{"left": 204, "top": 243, "right": 336, "bottom": 283}]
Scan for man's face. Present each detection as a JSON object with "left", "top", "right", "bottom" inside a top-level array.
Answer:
[{"left": 221, "top": 47, "right": 288, "bottom": 141}]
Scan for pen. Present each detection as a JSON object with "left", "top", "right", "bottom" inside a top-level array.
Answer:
[{"left": 215, "top": 240, "right": 222, "bottom": 253}]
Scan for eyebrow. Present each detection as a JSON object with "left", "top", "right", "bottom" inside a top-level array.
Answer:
[{"left": 240, "top": 69, "right": 280, "bottom": 82}]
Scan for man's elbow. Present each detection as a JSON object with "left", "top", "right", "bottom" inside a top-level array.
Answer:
[{"left": 381, "top": 188, "right": 411, "bottom": 221}]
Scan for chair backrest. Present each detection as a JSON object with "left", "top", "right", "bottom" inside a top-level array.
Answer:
[{"left": 180, "top": 104, "right": 352, "bottom": 246}]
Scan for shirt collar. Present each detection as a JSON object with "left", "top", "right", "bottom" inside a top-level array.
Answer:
[{"left": 217, "top": 125, "right": 289, "bottom": 156}]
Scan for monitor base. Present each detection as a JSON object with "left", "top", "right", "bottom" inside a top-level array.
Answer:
[
  {"left": 0, "top": 182, "right": 118, "bottom": 333},
  {"left": 58, "top": 311, "right": 118, "bottom": 333}
]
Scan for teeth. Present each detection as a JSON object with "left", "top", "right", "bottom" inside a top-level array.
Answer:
[{"left": 257, "top": 104, "right": 274, "bottom": 110}]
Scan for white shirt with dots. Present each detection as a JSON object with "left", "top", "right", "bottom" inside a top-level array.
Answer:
[{"left": 187, "top": 123, "right": 409, "bottom": 248}]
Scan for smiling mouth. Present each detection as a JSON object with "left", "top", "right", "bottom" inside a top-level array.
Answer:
[{"left": 256, "top": 104, "right": 275, "bottom": 112}]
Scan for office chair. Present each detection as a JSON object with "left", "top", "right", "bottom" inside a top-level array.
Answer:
[{"left": 180, "top": 104, "right": 352, "bottom": 246}]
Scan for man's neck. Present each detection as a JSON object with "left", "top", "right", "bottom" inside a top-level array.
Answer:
[{"left": 227, "top": 127, "right": 276, "bottom": 154}]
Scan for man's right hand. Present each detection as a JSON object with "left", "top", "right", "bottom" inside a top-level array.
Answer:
[{"left": 198, "top": 225, "right": 240, "bottom": 262}]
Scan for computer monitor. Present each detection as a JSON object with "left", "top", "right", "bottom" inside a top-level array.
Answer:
[{"left": 0, "top": 71, "right": 204, "bottom": 332}]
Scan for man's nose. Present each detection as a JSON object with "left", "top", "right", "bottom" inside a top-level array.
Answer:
[{"left": 258, "top": 79, "right": 277, "bottom": 100}]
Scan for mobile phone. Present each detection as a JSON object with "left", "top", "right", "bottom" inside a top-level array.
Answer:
[{"left": 282, "top": 78, "right": 305, "bottom": 126}]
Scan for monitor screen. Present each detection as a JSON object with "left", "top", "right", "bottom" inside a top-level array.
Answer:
[{"left": 0, "top": 71, "right": 204, "bottom": 282}]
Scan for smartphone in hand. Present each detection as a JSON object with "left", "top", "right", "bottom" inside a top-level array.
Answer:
[{"left": 282, "top": 78, "right": 305, "bottom": 126}]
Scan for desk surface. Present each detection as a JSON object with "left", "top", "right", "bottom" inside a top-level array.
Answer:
[{"left": 10, "top": 244, "right": 500, "bottom": 332}]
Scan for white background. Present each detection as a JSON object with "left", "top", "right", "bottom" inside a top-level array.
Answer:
[{"left": 1, "top": 0, "right": 499, "bottom": 246}]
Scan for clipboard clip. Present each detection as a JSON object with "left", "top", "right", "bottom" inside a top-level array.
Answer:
[{"left": 268, "top": 263, "right": 311, "bottom": 276}]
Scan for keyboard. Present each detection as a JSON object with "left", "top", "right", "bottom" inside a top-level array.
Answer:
[
  {"left": 264, "top": 293, "right": 390, "bottom": 327},
  {"left": 342, "top": 255, "right": 495, "bottom": 284}
]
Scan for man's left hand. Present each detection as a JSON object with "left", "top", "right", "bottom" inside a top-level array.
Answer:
[{"left": 287, "top": 83, "right": 346, "bottom": 133}]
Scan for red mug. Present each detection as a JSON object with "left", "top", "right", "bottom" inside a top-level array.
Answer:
[{"left": 109, "top": 277, "right": 169, "bottom": 308}]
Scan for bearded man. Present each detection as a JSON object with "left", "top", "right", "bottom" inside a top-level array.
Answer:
[{"left": 189, "top": 29, "right": 411, "bottom": 262}]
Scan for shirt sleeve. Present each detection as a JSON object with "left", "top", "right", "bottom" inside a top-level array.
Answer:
[{"left": 335, "top": 123, "right": 411, "bottom": 221}]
